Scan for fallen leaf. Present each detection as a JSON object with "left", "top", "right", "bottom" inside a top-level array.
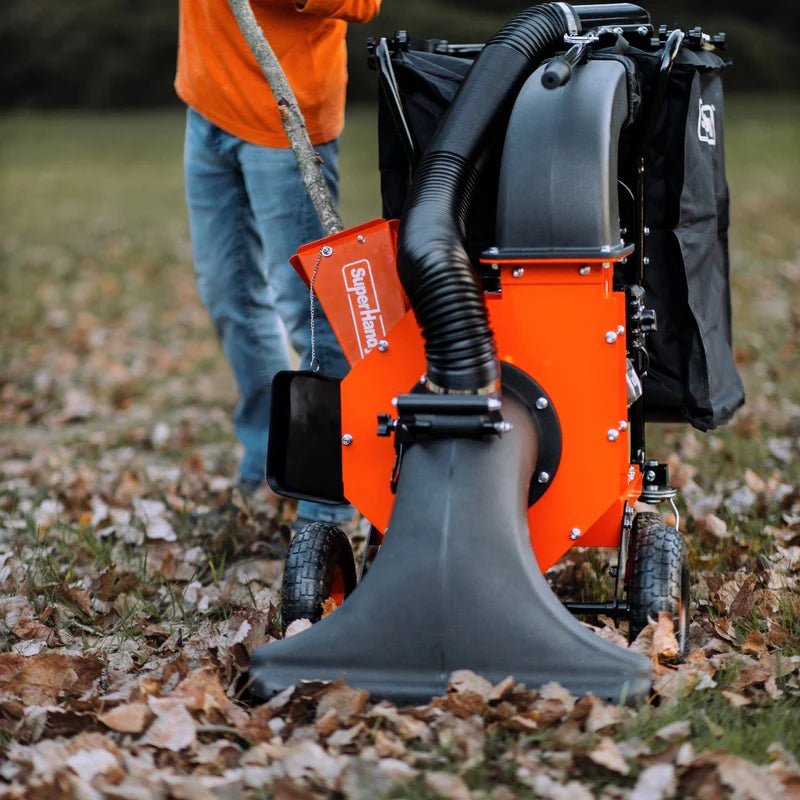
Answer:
[
  {"left": 424, "top": 770, "right": 471, "bottom": 800},
  {"left": 315, "top": 679, "right": 369, "bottom": 724},
  {"left": 587, "top": 736, "right": 630, "bottom": 775},
  {"left": 143, "top": 699, "right": 197, "bottom": 751},
  {"left": 285, "top": 619, "right": 312, "bottom": 638},
  {"left": 630, "top": 763, "right": 676, "bottom": 800},
  {"left": 98, "top": 702, "right": 151, "bottom": 734},
  {"left": 655, "top": 719, "right": 692, "bottom": 742},
  {"left": 651, "top": 612, "right": 680, "bottom": 660}
]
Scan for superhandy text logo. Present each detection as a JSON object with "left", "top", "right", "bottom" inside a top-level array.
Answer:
[{"left": 343, "top": 260, "right": 386, "bottom": 358}]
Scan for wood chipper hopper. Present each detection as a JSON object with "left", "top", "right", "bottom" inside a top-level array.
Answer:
[{"left": 249, "top": 2, "right": 744, "bottom": 705}]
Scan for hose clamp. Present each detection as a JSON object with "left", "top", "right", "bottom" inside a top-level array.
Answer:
[{"left": 555, "top": 2, "right": 580, "bottom": 36}]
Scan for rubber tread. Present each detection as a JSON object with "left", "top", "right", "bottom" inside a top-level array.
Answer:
[
  {"left": 628, "top": 519, "right": 689, "bottom": 652},
  {"left": 280, "top": 523, "right": 357, "bottom": 630}
]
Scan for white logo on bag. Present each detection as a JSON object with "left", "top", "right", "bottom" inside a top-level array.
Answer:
[
  {"left": 343, "top": 260, "right": 385, "bottom": 357},
  {"left": 698, "top": 99, "right": 716, "bottom": 145}
]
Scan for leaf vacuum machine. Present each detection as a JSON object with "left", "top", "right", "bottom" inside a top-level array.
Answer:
[{"left": 249, "top": 2, "right": 745, "bottom": 705}]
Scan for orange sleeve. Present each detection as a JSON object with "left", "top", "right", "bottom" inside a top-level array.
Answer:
[{"left": 295, "top": 0, "right": 381, "bottom": 24}]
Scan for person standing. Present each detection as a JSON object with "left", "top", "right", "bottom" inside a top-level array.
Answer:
[{"left": 175, "top": 0, "right": 381, "bottom": 528}]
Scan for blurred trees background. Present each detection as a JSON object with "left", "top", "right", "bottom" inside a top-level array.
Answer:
[{"left": 2, "top": 0, "right": 798, "bottom": 109}]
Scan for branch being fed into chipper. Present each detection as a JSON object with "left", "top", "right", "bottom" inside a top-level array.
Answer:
[{"left": 227, "top": 0, "right": 344, "bottom": 236}]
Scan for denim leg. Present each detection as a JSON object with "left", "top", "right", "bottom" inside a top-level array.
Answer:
[
  {"left": 184, "top": 109, "right": 353, "bottom": 525},
  {"left": 238, "top": 139, "right": 354, "bottom": 525},
  {"left": 184, "top": 108, "right": 288, "bottom": 483}
]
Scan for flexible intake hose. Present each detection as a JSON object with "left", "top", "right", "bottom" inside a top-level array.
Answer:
[{"left": 397, "top": 3, "right": 579, "bottom": 394}]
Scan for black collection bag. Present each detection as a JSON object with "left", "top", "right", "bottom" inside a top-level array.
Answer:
[
  {"left": 630, "top": 47, "right": 744, "bottom": 430},
  {"left": 376, "top": 39, "right": 744, "bottom": 431}
]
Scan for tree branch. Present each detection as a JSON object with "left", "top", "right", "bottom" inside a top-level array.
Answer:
[{"left": 227, "top": 0, "right": 344, "bottom": 235}]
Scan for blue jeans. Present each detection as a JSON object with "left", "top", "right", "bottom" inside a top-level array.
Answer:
[{"left": 184, "top": 107, "right": 353, "bottom": 524}]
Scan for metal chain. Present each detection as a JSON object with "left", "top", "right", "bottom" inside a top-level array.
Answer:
[{"left": 307, "top": 247, "right": 324, "bottom": 372}]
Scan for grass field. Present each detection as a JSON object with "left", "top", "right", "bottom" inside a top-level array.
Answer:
[{"left": 1, "top": 96, "right": 799, "bottom": 795}]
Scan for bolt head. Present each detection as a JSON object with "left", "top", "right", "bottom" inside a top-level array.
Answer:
[
  {"left": 645, "top": 470, "right": 656, "bottom": 482},
  {"left": 321, "top": 245, "right": 333, "bottom": 257},
  {"left": 579, "top": 265, "right": 592, "bottom": 276},
  {"left": 357, "top": 235, "right": 366, "bottom": 243},
  {"left": 569, "top": 528, "right": 581, "bottom": 541},
  {"left": 535, "top": 397, "right": 549, "bottom": 410},
  {"left": 512, "top": 267, "right": 524, "bottom": 278},
  {"left": 607, "top": 429, "right": 619, "bottom": 441},
  {"left": 377, "top": 340, "right": 389, "bottom": 352},
  {"left": 342, "top": 434, "right": 353, "bottom": 446},
  {"left": 537, "top": 471, "right": 550, "bottom": 484},
  {"left": 605, "top": 331, "right": 618, "bottom": 344},
  {"left": 642, "top": 256, "right": 650, "bottom": 266},
  {"left": 618, "top": 420, "right": 628, "bottom": 431}
]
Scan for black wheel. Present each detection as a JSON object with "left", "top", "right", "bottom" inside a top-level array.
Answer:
[
  {"left": 280, "top": 522, "right": 357, "bottom": 631},
  {"left": 627, "top": 515, "right": 690, "bottom": 656}
]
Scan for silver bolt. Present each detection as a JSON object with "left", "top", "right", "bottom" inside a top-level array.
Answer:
[
  {"left": 643, "top": 226, "right": 650, "bottom": 236},
  {"left": 607, "top": 429, "right": 619, "bottom": 441},
  {"left": 617, "top": 325, "right": 625, "bottom": 335},
  {"left": 357, "top": 235, "right": 366, "bottom": 243},
  {"left": 579, "top": 265, "right": 592, "bottom": 276},
  {"left": 618, "top": 420, "right": 628, "bottom": 431},
  {"left": 569, "top": 528, "right": 582, "bottom": 541},
  {"left": 605, "top": 331, "right": 618, "bottom": 344},
  {"left": 637, "top": 25, "right": 649, "bottom": 35},
  {"left": 491, "top": 263, "right": 499, "bottom": 271},
  {"left": 642, "top": 256, "right": 650, "bottom": 266},
  {"left": 537, "top": 471, "right": 550, "bottom": 484},
  {"left": 486, "top": 246, "right": 499, "bottom": 256},
  {"left": 535, "top": 397, "right": 549, "bottom": 410},
  {"left": 645, "top": 470, "right": 656, "bottom": 482},
  {"left": 377, "top": 340, "right": 389, "bottom": 352},
  {"left": 342, "top": 434, "right": 353, "bottom": 446},
  {"left": 321, "top": 245, "right": 333, "bottom": 257},
  {"left": 512, "top": 267, "right": 525, "bottom": 278}
]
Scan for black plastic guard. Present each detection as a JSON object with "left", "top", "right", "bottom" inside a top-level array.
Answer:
[
  {"left": 495, "top": 58, "right": 631, "bottom": 259},
  {"left": 251, "top": 393, "right": 651, "bottom": 705},
  {"left": 266, "top": 370, "right": 346, "bottom": 505}
]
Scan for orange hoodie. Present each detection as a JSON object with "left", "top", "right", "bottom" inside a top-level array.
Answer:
[{"left": 176, "top": 0, "right": 381, "bottom": 148}]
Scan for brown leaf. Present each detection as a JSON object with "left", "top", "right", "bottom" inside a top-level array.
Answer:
[
  {"left": 174, "top": 668, "right": 230, "bottom": 715},
  {"left": 98, "top": 702, "right": 151, "bottom": 734},
  {"left": 11, "top": 617, "right": 57, "bottom": 643},
  {"left": 315, "top": 679, "right": 370, "bottom": 724},
  {"left": 630, "top": 763, "right": 676, "bottom": 800},
  {"left": 721, "top": 690, "right": 752, "bottom": 708},
  {"left": 584, "top": 696, "right": 624, "bottom": 733},
  {"left": 587, "top": 736, "right": 630, "bottom": 775},
  {"left": 0, "top": 653, "right": 103, "bottom": 705},
  {"left": 651, "top": 612, "right": 680, "bottom": 661},
  {"left": 285, "top": 618, "right": 312, "bottom": 638},
  {"left": 741, "top": 629, "right": 768, "bottom": 656},
  {"left": 142, "top": 699, "right": 197, "bottom": 751},
  {"left": 655, "top": 719, "right": 692, "bottom": 742},
  {"left": 424, "top": 771, "right": 471, "bottom": 800},
  {"left": 320, "top": 597, "right": 338, "bottom": 618}
]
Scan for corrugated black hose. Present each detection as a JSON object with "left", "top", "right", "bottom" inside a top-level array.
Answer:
[{"left": 397, "top": 3, "right": 579, "bottom": 394}]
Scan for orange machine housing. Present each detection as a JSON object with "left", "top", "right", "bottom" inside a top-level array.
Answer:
[{"left": 294, "top": 219, "right": 642, "bottom": 572}]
